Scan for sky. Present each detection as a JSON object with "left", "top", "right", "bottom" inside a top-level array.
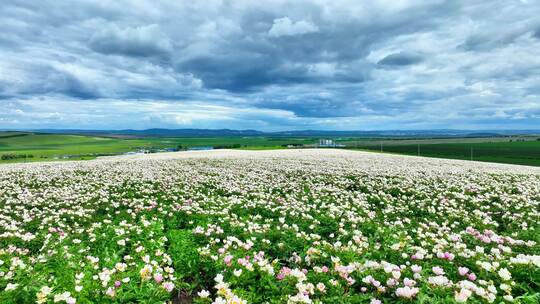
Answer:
[{"left": 0, "top": 0, "right": 539, "bottom": 131}]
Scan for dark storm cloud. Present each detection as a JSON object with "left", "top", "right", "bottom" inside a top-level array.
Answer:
[{"left": 0, "top": 0, "right": 539, "bottom": 130}]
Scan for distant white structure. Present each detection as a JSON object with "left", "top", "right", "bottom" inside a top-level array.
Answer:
[{"left": 318, "top": 139, "right": 336, "bottom": 147}]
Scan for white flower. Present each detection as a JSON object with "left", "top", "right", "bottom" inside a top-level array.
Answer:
[
  {"left": 428, "top": 275, "right": 450, "bottom": 286},
  {"left": 212, "top": 297, "right": 227, "bottom": 304},
  {"left": 40, "top": 286, "right": 52, "bottom": 295},
  {"left": 316, "top": 282, "right": 326, "bottom": 293},
  {"left": 54, "top": 292, "right": 73, "bottom": 303},
  {"left": 215, "top": 273, "right": 224, "bottom": 283},
  {"left": 139, "top": 265, "right": 153, "bottom": 280},
  {"left": 5, "top": 283, "right": 18, "bottom": 291},
  {"left": 37, "top": 286, "right": 52, "bottom": 304},
  {"left": 455, "top": 288, "right": 472, "bottom": 303},
  {"left": 115, "top": 263, "right": 127, "bottom": 272},
  {"left": 198, "top": 289, "right": 210, "bottom": 298},
  {"left": 498, "top": 268, "right": 512, "bottom": 281},
  {"left": 503, "top": 295, "right": 514, "bottom": 301},
  {"left": 478, "top": 261, "right": 492, "bottom": 272}
]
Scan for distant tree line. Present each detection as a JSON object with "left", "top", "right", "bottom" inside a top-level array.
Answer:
[
  {"left": 213, "top": 144, "right": 243, "bottom": 149},
  {"left": 1, "top": 153, "right": 34, "bottom": 160}
]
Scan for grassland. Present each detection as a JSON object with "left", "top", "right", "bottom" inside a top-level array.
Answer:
[
  {"left": 1, "top": 131, "right": 540, "bottom": 166},
  {"left": 0, "top": 132, "right": 315, "bottom": 163}
]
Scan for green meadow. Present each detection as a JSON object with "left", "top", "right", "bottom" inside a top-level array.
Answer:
[
  {"left": 1, "top": 131, "right": 540, "bottom": 166},
  {"left": 0, "top": 132, "right": 313, "bottom": 163}
]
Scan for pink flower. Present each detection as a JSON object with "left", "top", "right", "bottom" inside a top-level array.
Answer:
[
  {"left": 458, "top": 267, "right": 469, "bottom": 276},
  {"left": 154, "top": 273, "right": 163, "bottom": 283},
  {"left": 276, "top": 267, "right": 291, "bottom": 280},
  {"left": 480, "top": 235, "right": 491, "bottom": 243},
  {"left": 162, "top": 282, "right": 174, "bottom": 292},
  {"left": 467, "top": 273, "right": 477, "bottom": 281},
  {"left": 432, "top": 266, "right": 445, "bottom": 275},
  {"left": 396, "top": 286, "right": 419, "bottom": 299},
  {"left": 114, "top": 281, "right": 122, "bottom": 288},
  {"left": 403, "top": 278, "right": 416, "bottom": 287},
  {"left": 224, "top": 255, "right": 233, "bottom": 267},
  {"left": 321, "top": 266, "right": 329, "bottom": 273},
  {"left": 386, "top": 278, "right": 397, "bottom": 287},
  {"left": 438, "top": 252, "right": 455, "bottom": 260}
]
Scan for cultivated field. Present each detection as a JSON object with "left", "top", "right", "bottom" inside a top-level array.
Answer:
[
  {"left": 344, "top": 139, "right": 540, "bottom": 167},
  {"left": 3, "top": 132, "right": 540, "bottom": 167},
  {"left": 1, "top": 150, "right": 539, "bottom": 303},
  {"left": 0, "top": 132, "right": 317, "bottom": 163}
]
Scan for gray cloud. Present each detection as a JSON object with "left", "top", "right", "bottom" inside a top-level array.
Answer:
[
  {"left": 377, "top": 52, "right": 424, "bottom": 66},
  {"left": 534, "top": 28, "right": 540, "bottom": 39},
  {"left": 0, "top": 0, "right": 539, "bottom": 130},
  {"left": 89, "top": 24, "right": 172, "bottom": 59}
]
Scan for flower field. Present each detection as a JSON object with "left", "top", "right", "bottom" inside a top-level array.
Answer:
[{"left": 1, "top": 149, "right": 539, "bottom": 303}]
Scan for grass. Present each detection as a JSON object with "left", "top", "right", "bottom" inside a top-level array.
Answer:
[
  {"left": 0, "top": 134, "right": 165, "bottom": 162},
  {"left": 0, "top": 133, "right": 316, "bottom": 163},
  {"left": 2, "top": 132, "right": 540, "bottom": 166}
]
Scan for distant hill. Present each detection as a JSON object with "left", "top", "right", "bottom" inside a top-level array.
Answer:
[
  {"left": 0, "top": 131, "right": 31, "bottom": 139},
  {"left": 10, "top": 128, "right": 540, "bottom": 138}
]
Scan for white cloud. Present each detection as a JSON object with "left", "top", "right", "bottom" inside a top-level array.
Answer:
[
  {"left": 0, "top": 0, "right": 539, "bottom": 130},
  {"left": 268, "top": 17, "right": 319, "bottom": 37}
]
